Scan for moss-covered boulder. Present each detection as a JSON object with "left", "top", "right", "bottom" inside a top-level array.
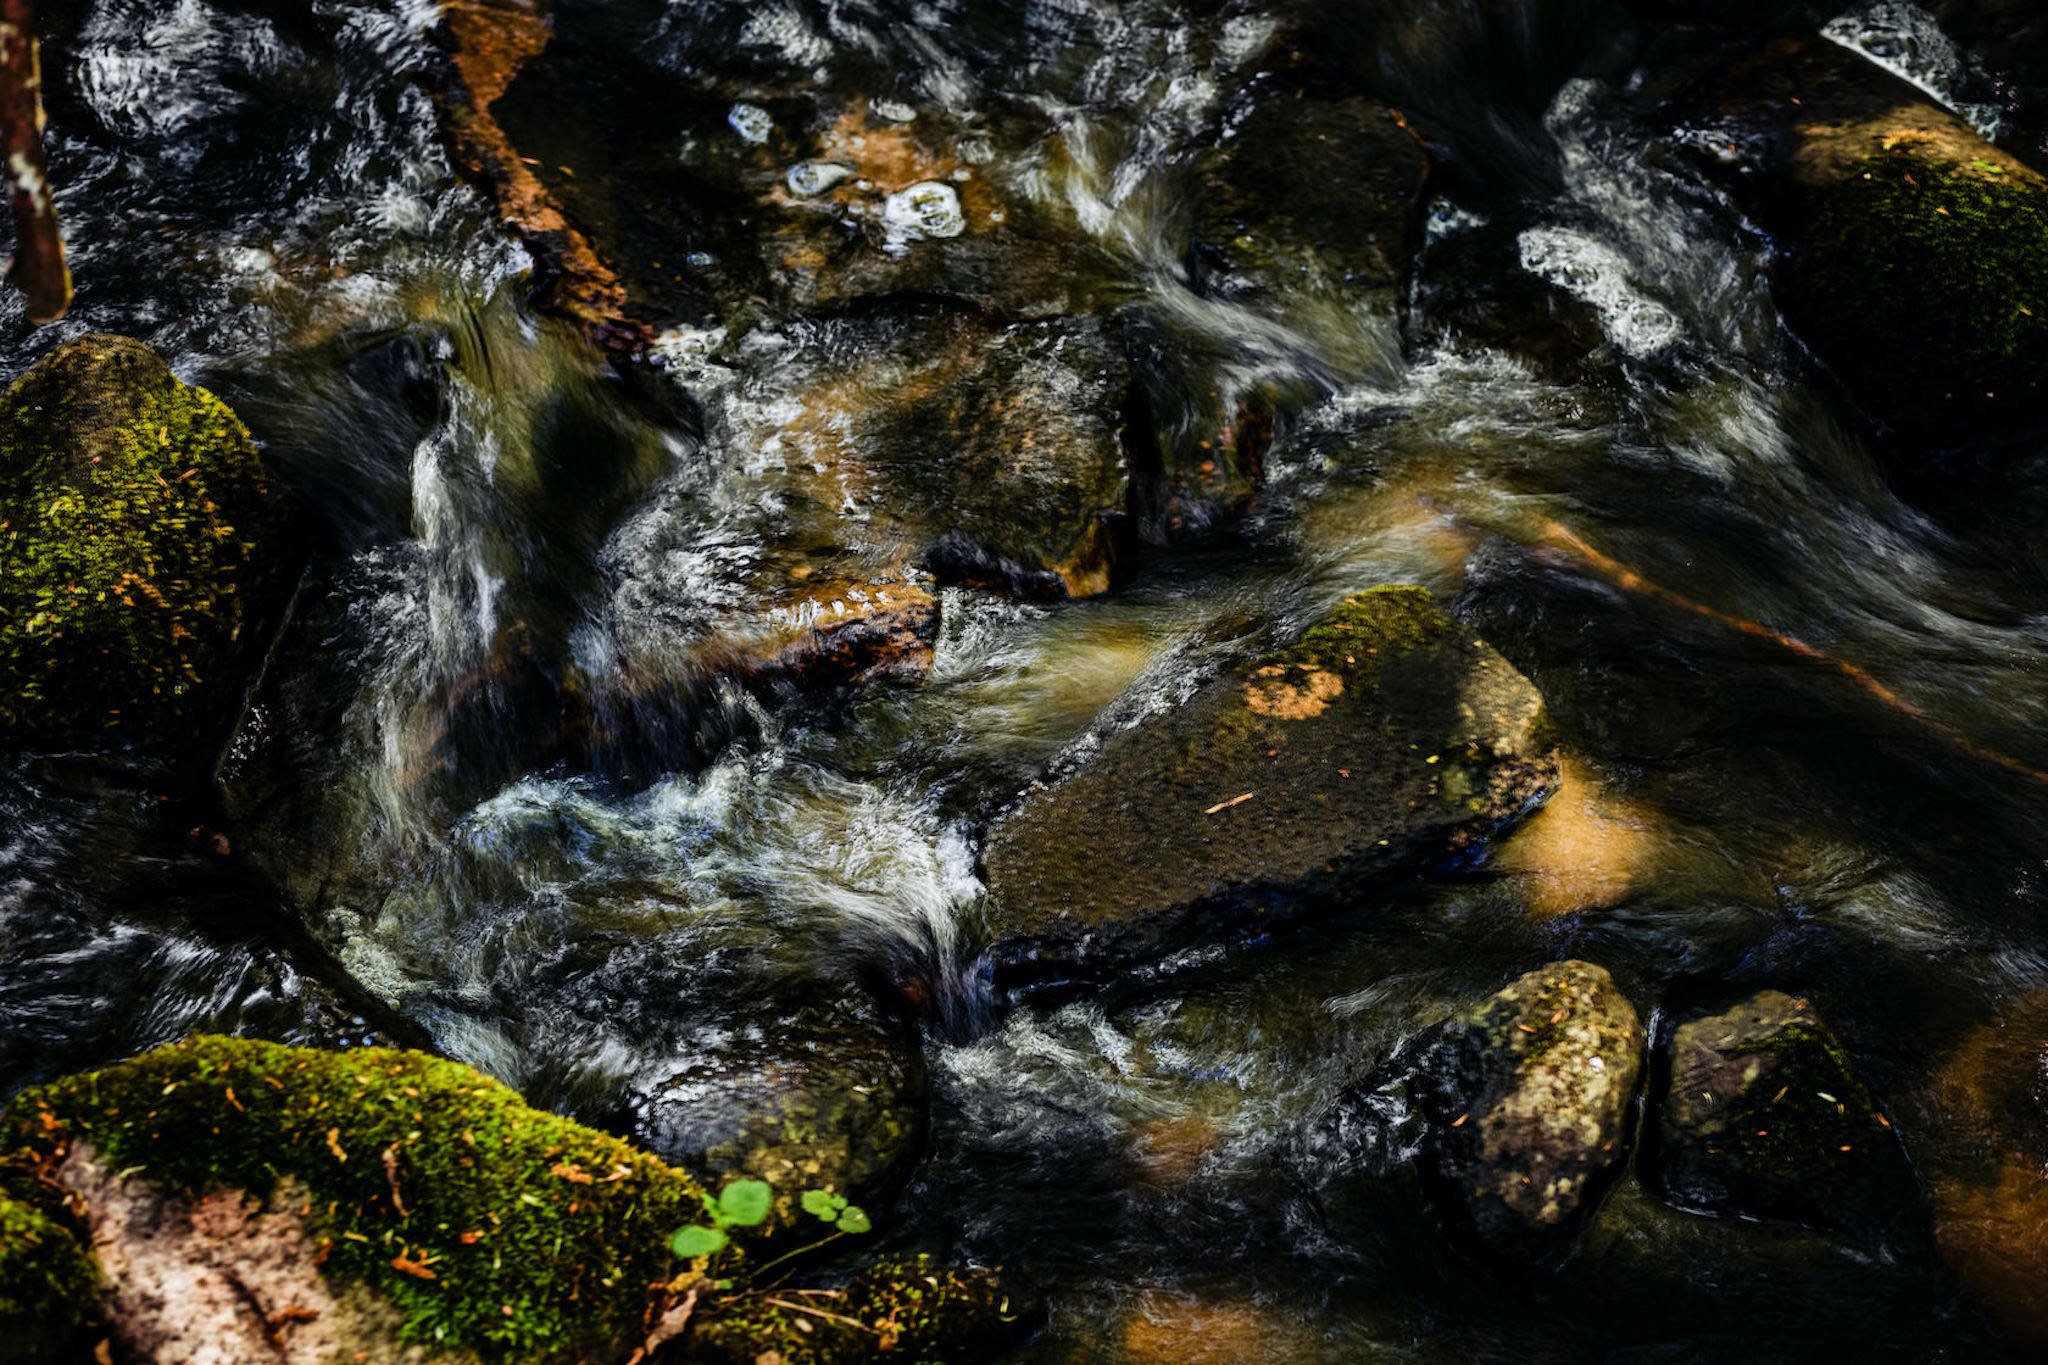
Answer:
[
  {"left": 1668, "top": 36, "right": 2048, "bottom": 465},
  {"left": 1, "top": 1036, "right": 1010, "bottom": 1363},
  {"left": 1411, "top": 961, "right": 1645, "bottom": 1259},
  {"left": 0, "top": 334, "right": 279, "bottom": 738},
  {"left": 688, "top": 1254, "right": 1027, "bottom": 1363},
  {"left": 2, "top": 1035, "right": 710, "bottom": 1360},
  {"left": 1650, "top": 991, "right": 1913, "bottom": 1235},
  {"left": 980, "top": 587, "right": 1556, "bottom": 991},
  {"left": 0, "top": 1194, "right": 96, "bottom": 1362}
]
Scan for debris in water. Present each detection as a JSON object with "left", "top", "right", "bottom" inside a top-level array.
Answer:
[
  {"left": 883, "top": 180, "right": 966, "bottom": 240},
  {"left": 727, "top": 102, "right": 773, "bottom": 144},
  {"left": 1203, "top": 792, "right": 1255, "bottom": 815},
  {"left": 787, "top": 160, "right": 855, "bottom": 196}
]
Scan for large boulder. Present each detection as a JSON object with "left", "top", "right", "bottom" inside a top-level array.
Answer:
[
  {"left": 1667, "top": 36, "right": 2048, "bottom": 466},
  {"left": 1413, "top": 961, "right": 1646, "bottom": 1258},
  {"left": 980, "top": 586, "right": 1556, "bottom": 990},
  {"left": 0, "top": 335, "right": 280, "bottom": 739},
  {"left": 0, "top": 1036, "right": 1005, "bottom": 1363},
  {"left": 1650, "top": 990, "right": 1914, "bottom": 1235}
]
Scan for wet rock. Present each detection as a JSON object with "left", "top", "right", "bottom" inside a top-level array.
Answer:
[
  {"left": 980, "top": 586, "right": 1556, "bottom": 990},
  {"left": 0, "top": 335, "right": 281, "bottom": 742},
  {"left": 1667, "top": 36, "right": 2048, "bottom": 466},
  {"left": 627, "top": 992, "right": 927, "bottom": 1236},
  {"left": 1415, "top": 961, "right": 1645, "bottom": 1257},
  {"left": 1919, "top": 0, "right": 2048, "bottom": 161},
  {"left": 687, "top": 1254, "right": 1029, "bottom": 1363},
  {"left": 1650, "top": 990, "right": 1913, "bottom": 1235},
  {"left": 696, "top": 304, "right": 1130, "bottom": 600},
  {"left": 1190, "top": 82, "right": 1429, "bottom": 307},
  {"left": 1927, "top": 991, "right": 2048, "bottom": 1350},
  {"left": 1411, "top": 219, "right": 1612, "bottom": 384}
]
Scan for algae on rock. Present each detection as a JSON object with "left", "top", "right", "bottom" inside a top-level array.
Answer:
[
  {"left": 0, "top": 1194, "right": 96, "bottom": 1362},
  {"left": 0, "top": 334, "right": 279, "bottom": 737}
]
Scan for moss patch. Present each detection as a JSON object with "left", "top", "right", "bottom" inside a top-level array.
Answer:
[
  {"left": 1, "top": 1035, "right": 707, "bottom": 1360},
  {"left": 0, "top": 335, "right": 279, "bottom": 735},
  {"left": 1799, "top": 151, "right": 2048, "bottom": 433},
  {"left": 0, "top": 1193, "right": 95, "bottom": 1359}
]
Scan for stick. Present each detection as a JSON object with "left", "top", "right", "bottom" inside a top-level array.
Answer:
[{"left": 0, "top": 0, "right": 68, "bottom": 323}]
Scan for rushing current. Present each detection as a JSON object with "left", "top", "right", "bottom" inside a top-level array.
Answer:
[{"left": 4, "top": 0, "right": 2048, "bottom": 1356}]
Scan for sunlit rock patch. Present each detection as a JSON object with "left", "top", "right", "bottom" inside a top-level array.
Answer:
[{"left": 980, "top": 586, "right": 1557, "bottom": 990}]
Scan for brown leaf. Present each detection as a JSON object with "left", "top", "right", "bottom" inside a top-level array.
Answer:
[{"left": 390, "top": 1254, "right": 438, "bottom": 1281}]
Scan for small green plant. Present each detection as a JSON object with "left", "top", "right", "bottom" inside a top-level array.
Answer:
[{"left": 668, "top": 1177, "right": 774, "bottom": 1260}]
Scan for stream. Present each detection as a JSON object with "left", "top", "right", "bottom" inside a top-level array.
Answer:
[{"left": 5, "top": 0, "right": 2048, "bottom": 1357}]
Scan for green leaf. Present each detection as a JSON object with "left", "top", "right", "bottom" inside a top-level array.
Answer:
[
  {"left": 837, "top": 1205, "right": 872, "bottom": 1235},
  {"left": 670, "top": 1224, "right": 727, "bottom": 1259},
  {"left": 716, "top": 1178, "right": 773, "bottom": 1228},
  {"left": 800, "top": 1189, "right": 839, "bottom": 1221}
]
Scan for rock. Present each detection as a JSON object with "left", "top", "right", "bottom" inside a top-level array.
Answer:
[
  {"left": 0, "top": 335, "right": 281, "bottom": 740},
  {"left": 980, "top": 586, "right": 1556, "bottom": 991},
  {"left": 1190, "top": 83, "right": 1429, "bottom": 309},
  {"left": 627, "top": 992, "right": 927, "bottom": 1236},
  {"left": 1919, "top": 0, "right": 2048, "bottom": 162},
  {"left": 1410, "top": 218, "right": 1613, "bottom": 384},
  {"left": 1, "top": 1036, "right": 1000, "bottom": 1364},
  {"left": 1414, "top": 961, "right": 1646, "bottom": 1257},
  {"left": 1667, "top": 36, "right": 2048, "bottom": 465},
  {"left": 1120, "top": 309, "right": 1283, "bottom": 546},
  {"left": 687, "top": 1254, "right": 1028, "bottom": 1363},
  {"left": 0, "top": 1195, "right": 96, "bottom": 1362},
  {"left": 1927, "top": 991, "right": 2048, "bottom": 1350},
  {"left": 694, "top": 305, "right": 1130, "bottom": 600},
  {"left": 1650, "top": 991, "right": 1913, "bottom": 1234}
]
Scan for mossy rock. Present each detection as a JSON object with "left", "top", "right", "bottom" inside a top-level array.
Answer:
[
  {"left": 1413, "top": 961, "right": 1645, "bottom": 1259},
  {"left": 0, "top": 1194, "right": 95, "bottom": 1362},
  {"left": 0, "top": 334, "right": 279, "bottom": 738},
  {"left": 1650, "top": 990, "right": 1914, "bottom": 1235},
  {"left": 980, "top": 586, "right": 1556, "bottom": 992},
  {"left": 1670, "top": 36, "right": 2048, "bottom": 464},
  {"left": 2, "top": 1035, "right": 710, "bottom": 1361},
  {"left": 687, "top": 1254, "right": 1028, "bottom": 1363}
]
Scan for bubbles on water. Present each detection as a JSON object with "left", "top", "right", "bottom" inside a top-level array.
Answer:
[
  {"left": 882, "top": 180, "right": 967, "bottom": 242},
  {"left": 872, "top": 99, "right": 918, "bottom": 123},
  {"left": 786, "top": 159, "right": 855, "bottom": 196},
  {"left": 1517, "top": 226, "right": 1683, "bottom": 359},
  {"left": 1823, "top": 0, "right": 2007, "bottom": 140},
  {"left": 727, "top": 102, "right": 774, "bottom": 143}
]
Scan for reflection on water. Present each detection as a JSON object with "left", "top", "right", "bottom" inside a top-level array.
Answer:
[{"left": 4, "top": 0, "right": 2048, "bottom": 1357}]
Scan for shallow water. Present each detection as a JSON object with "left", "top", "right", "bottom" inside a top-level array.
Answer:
[{"left": 5, "top": 0, "right": 2048, "bottom": 1357}]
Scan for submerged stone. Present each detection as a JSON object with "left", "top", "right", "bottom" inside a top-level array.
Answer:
[
  {"left": 1414, "top": 961, "right": 1646, "bottom": 1258},
  {"left": 1668, "top": 36, "right": 2048, "bottom": 467},
  {"left": 980, "top": 587, "right": 1556, "bottom": 989},
  {"left": 0, "top": 335, "right": 280, "bottom": 741},
  {"left": 627, "top": 992, "right": 927, "bottom": 1235},
  {"left": 1650, "top": 990, "right": 1914, "bottom": 1235}
]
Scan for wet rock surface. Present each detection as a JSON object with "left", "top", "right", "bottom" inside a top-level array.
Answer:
[
  {"left": 1650, "top": 990, "right": 1913, "bottom": 1235},
  {"left": 980, "top": 587, "right": 1556, "bottom": 989},
  {"left": 1667, "top": 36, "right": 2048, "bottom": 466},
  {"left": 0, "top": 335, "right": 280, "bottom": 741},
  {"left": 1414, "top": 960, "right": 1646, "bottom": 1257},
  {"left": 1411, "top": 219, "right": 1613, "bottom": 384}
]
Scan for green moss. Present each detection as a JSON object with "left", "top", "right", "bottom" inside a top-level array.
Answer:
[
  {"left": 0, "top": 1194, "right": 95, "bottom": 1360},
  {"left": 1, "top": 1035, "right": 709, "bottom": 1360},
  {"left": 1700, "top": 1019, "right": 1874, "bottom": 1179},
  {"left": 688, "top": 1255, "right": 1024, "bottom": 1364},
  {"left": 1279, "top": 585, "right": 1455, "bottom": 681},
  {"left": 1801, "top": 152, "right": 2048, "bottom": 425},
  {"left": 0, "top": 335, "right": 279, "bottom": 734}
]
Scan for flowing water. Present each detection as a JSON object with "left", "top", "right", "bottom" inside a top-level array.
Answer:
[{"left": 4, "top": 0, "right": 2048, "bottom": 1357}]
